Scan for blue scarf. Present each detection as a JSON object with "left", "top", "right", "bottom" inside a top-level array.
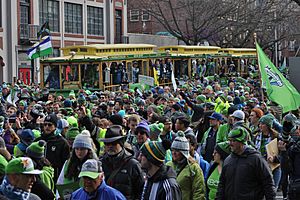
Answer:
[{"left": 0, "top": 176, "right": 30, "bottom": 200}]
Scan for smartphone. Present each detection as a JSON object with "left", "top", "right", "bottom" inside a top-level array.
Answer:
[{"left": 9, "top": 117, "right": 16, "bottom": 123}]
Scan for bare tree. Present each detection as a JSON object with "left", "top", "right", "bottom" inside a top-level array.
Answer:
[
  {"left": 291, "top": 0, "right": 300, "bottom": 6},
  {"left": 136, "top": 0, "right": 299, "bottom": 49}
]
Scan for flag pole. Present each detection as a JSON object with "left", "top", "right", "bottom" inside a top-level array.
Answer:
[{"left": 254, "top": 33, "right": 264, "bottom": 102}]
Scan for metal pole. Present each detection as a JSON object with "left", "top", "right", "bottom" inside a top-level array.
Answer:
[
  {"left": 31, "top": 59, "right": 35, "bottom": 84},
  {"left": 274, "top": 12, "right": 278, "bottom": 67}
]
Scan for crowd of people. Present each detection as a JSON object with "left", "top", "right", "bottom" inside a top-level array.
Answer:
[{"left": 0, "top": 73, "right": 299, "bottom": 200}]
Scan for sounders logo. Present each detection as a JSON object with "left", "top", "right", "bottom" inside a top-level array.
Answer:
[{"left": 265, "top": 65, "right": 283, "bottom": 87}]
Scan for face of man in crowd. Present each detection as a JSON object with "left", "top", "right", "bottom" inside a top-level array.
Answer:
[
  {"left": 128, "top": 120, "right": 138, "bottom": 133},
  {"left": 175, "top": 119, "right": 184, "bottom": 131},
  {"left": 136, "top": 130, "right": 148, "bottom": 144},
  {"left": 209, "top": 118, "right": 219, "bottom": 128},
  {"left": 8, "top": 174, "right": 36, "bottom": 192},
  {"left": 43, "top": 122, "right": 56, "bottom": 134},
  {"left": 163, "top": 122, "right": 172, "bottom": 132},
  {"left": 229, "top": 139, "right": 244, "bottom": 155},
  {"left": 139, "top": 153, "right": 151, "bottom": 171},
  {"left": 104, "top": 141, "right": 122, "bottom": 156},
  {"left": 82, "top": 173, "right": 103, "bottom": 193}
]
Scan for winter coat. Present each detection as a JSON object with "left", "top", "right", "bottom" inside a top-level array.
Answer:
[
  {"left": 141, "top": 165, "right": 182, "bottom": 200},
  {"left": 215, "top": 147, "right": 276, "bottom": 200},
  {"left": 216, "top": 123, "right": 231, "bottom": 143},
  {"left": 40, "top": 166, "right": 55, "bottom": 192},
  {"left": 71, "top": 180, "right": 126, "bottom": 200},
  {"left": 167, "top": 160, "right": 205, "bottom": 200},
  {"left": 35, "top": 132, "right": 70, "bottom": 183},
  {"left": 100, "top": 148, "right": 144, "bottom": 200}
]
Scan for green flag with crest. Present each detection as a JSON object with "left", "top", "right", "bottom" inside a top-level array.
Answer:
[{"left": 256, "top": 42, "right": 300, "bottom": 113}]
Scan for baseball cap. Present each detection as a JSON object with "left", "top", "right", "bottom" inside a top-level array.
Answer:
[
  {"left": 78, "top": 159, "right": 103, "bottom": 179},
  {"left": 6, "top": 157, "right": 42, "bottom": 175},
  {"left": 230, "top": 110, "right": 245, "bottom": 120},
  {"left": 208, "top": 112, "right": 223, "bottom": 121}
]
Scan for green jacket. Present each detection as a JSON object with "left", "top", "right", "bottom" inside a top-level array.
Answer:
[
  {"left": 216, "top": 123, "right": 231, "bottom": 143},
  {"left": 40, "top": 166, "right": 55, "bottom": 192},
  {"left": 167, "top": 160, "right": 206, "bottom": 200},
  {"left": 0, "top": 154, "right": 7, "bottom": 176}
]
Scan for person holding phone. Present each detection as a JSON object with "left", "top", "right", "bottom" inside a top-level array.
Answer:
[{"left": 2, "top": 120, "right": 20, "bottom": 154}]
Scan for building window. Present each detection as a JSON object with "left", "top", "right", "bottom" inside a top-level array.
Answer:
[
  {"left": 87, "top": 6, "right": 104, "bottom": 36},
  {"left": 52, "top": 48, "right": 60, "bottom": 57},
  {"left": 130, "top": 10, "right": 139, "bottom": 21},
  {"left": 142, "top": 10, "right": 150, "bottom": 21},
  {"left": 39, "top": 0, "right": 59, "bottom": 32},
  {"left": 20, "top": 0, "right": 30, "bottom": 39},
  {"left": 64, "top": 2, "right": 82, "bottom": 34}
]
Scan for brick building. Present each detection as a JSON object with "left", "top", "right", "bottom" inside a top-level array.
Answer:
[{"left": 0, "top": 0, "right": 127, "bottom": 83}]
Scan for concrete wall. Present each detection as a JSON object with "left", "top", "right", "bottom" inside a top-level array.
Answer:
[{"left": 128, "top": 33, "right": 183, "bottom": 47}]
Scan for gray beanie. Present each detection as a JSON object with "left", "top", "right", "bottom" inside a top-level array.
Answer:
[
  {"left": 171, "top": 131, "right": 190, "bottom": 158},
  {"left": 73, "top": 134, "right": 93, "bottom": 150}
]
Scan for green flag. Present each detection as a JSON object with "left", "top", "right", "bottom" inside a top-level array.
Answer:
[{"left": 256, "top": 42, "right": 300, "bottom": 113}]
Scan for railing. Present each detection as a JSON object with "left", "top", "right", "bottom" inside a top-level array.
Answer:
[{"left": 19, "top": 24, "right": 40, "bottom": 43}]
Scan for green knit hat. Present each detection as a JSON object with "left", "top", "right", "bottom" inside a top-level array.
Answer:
[
  {"left": 259, "top": 115, "right": 274, "bottom": 128},
  {"left": 196, "top": 95, "right": 206, "bottom": 103},
  {"left": 67, "top": 116, "right": 78, "bottom": 128},
  {"left": 32, "top": 129, "right": 41, "bottom": 139},
  {"left": 66, "top": 127, "right": 80, "bottom": 140},
  {"left": 149, "top": 123, "right": 164, "bottom": 137},
  {"left": 215, "top": 141, "right": 231, "bottom": 160},
  {"left": 140, "top": 141, "right": 166, "bottom": 166},
  {"left": 26, "top": 140, "right": 46, "bottom": 159},
  {"left": 228, "top": 127, "right": 248, "bottom": 144}
]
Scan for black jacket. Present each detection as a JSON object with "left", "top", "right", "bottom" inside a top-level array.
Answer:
[
  {"left": 216, "top": 147, "right": 276, "bottom": 200},
  {"left": 141, "top": 165, "right": 182, "bottom": 200},
  {"left": 100, "top": 149, "right": 144, "bottom": 200},
  {"left": 35, "top": 132, "right": 70, "bottom": 183},
  {"left": 79, "top": 115, "right": 100, "bottom": 155},
  {"left": 281, "top": 138, "right": 300, "bottom": 181}
]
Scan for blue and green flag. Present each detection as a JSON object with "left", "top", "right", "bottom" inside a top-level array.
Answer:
[{"left": 256, "top": 42, "right": 300, "bottom": 113}]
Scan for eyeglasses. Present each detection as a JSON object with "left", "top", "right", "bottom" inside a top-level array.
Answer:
[{"left": 44, "top": 123, "right": 54, "bottom": 127}]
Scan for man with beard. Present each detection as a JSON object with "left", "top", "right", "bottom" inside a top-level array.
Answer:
[
  {"left": 35, "top": 114, "right": 70, "bottom": 183},
  {"left": 0, "top": 157, "right": 42, "bottom": 199},
  {"left": 100, "top": 125, "right": 144, "bottom": 200},
  {"left": 139, "top": 140, "right": 182, "bottom": 200}
]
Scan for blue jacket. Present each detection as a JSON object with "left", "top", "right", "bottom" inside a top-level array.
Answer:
[{"left": 71, "top": 180, "right": 126, "bottom": 200}]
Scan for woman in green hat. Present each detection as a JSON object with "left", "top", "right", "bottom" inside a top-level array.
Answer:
[{"left": 253, "top": 114, "right": 281, "bottom": 190}]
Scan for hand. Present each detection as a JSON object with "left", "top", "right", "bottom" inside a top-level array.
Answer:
[
  {"left": 15, "top": 117, "right": 21, "bottom": 129},
  {"left": 36, "top": 116, "right": 45, "bottom": 124},
  {"left": 267, "top": 155, "right": 274, "bottom": 163},
  {"left": 278, "top": 140, "right": 287, "bottom": 151}
]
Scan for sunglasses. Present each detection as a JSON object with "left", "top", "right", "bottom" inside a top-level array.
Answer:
[
  {"left": 104, "top": 141, "right": 119, "bottom": 146},
  {"left": 136, "top": 131, "right": 147, "bottom": 135},
  {"left": 44, "top": 122, "right": 54, "bottom": 127}
]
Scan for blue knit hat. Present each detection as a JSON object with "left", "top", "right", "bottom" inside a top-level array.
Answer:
[
  {"left": 73, "top": 134, "right": 93, "bottom": 150},
  {"left": 136, "top": 121, "right": 150, "bottom": 136},
  {"left": 20, "top": 129, "right": 35, "bottom": 146}
]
